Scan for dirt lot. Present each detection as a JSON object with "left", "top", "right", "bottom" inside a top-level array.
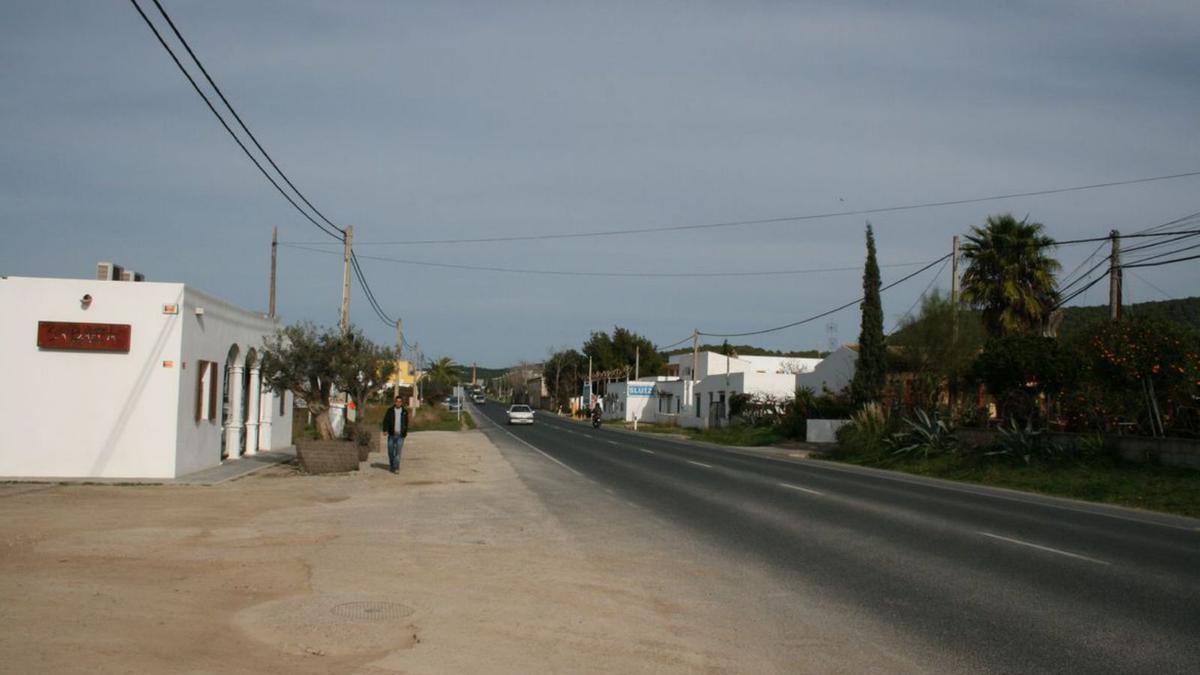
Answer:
[{"left": 0, "top": 428, "right": 930, "bottom": 674}]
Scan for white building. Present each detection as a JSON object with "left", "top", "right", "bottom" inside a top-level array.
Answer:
[
  {"left": 0, "top": 275, "right": 292, "bottom": 480},
  {"left": 606, "top": 348, "right": 859, "bottom": 430}
]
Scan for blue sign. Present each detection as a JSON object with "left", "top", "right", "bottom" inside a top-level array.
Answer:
[{"left": 628, "top": 384, "right": 655, "bottom": 397}]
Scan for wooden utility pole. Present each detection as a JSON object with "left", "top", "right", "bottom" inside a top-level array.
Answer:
[
  {"left": 951, "top": 235, "right": 960, "bottom": 343},
  {"left": 950, "top": 235, "right": 960, "bottom": 306},
  {"left": 635, "top": 346, "right": 640, "bottom": 380},
  {"left": 268, "top": 225, "right": 278, "bottom": 319},
  {"left": 691, "top": 329, "right": 700, "bottom": 381},
  {"left": 340, "top": 225, "right": 354, "bottom": 334},
  {"left": 1109, "top": 229, "right": 1122, "bottom": 321}
]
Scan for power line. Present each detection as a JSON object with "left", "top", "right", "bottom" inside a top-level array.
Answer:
[
  {"left": 698, "top": 254, "right": 952, "bottom": 338},
  {"left": 147, "top": 0, "right": 345, "bottom": 237},
  {"left": 282, "top": 171, "right": 1200, "bottom": 247},
  {"left": 351, "top": 253, "right": 396, "bottom": 327},
  {"left": 280, "top": 242, "right": 938, "bottom": 278},
  {"left": 1123, "top": 252, "right": 1200, "bottom": 269},
  {"left": 130, "top": 0, "right": 410, "bottom": 331},
  {"left": 1124, "top": 241, "right": 1200, "bottom": 267},
  {"left": 126, "top": 0, "right": 343, "bottom": 241},
  {"left": 891, "top": 255, "right": 951, "bottom": 333},
  {"left": 1125, "top": 269, "right": 1173, "bottom": 301}
]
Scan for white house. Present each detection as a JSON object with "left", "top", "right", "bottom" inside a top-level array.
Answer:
[
  {"left": 610, "top": 348, "right": 859, "bottom": 430},
  {"left": 0, "top": 274, "right": 292, "bottom": 480}
]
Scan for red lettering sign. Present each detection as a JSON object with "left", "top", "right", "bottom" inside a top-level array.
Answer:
[{"left": 37, "top": 321, "right": 132, "bottom": 352}]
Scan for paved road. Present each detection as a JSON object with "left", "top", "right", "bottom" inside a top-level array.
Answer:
[{"left": 475, "top": 402, "right": 1200, "bottom": 673}]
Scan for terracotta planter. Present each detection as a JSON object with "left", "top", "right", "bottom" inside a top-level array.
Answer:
[{"left": 296, "top": 439, "right": 360, "bottom": 474}]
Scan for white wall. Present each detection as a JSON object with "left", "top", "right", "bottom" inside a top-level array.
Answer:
[
  {"left": 796, "top": 346, "right": 857, "bottom": 396},
  {"left": 0, "top": 277, "right": 292, "bottom": 480},
  {"left": 174, "top": 286, "right": 290, "bottom": 477},
  {"left": 0, "top": 277, "right": 185, "bottom": 479}
]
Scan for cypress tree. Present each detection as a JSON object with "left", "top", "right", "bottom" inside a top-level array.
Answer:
[{"left": 851, "top": 222, "right": 886, "bottom": 405}]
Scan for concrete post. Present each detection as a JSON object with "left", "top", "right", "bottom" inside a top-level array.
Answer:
[
  {"left": 244, "top": 365, "right": 261, "bottom": 456},
  {"left": 224, "top": 364, "right": 245, "bottom": 460},
  {"left": 258, "top": 389, "right": 273, "bottom": 451}
]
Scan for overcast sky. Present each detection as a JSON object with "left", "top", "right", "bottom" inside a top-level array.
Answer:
[{"left": 3, "top": 1, "right": 1199, "bottom": 366}]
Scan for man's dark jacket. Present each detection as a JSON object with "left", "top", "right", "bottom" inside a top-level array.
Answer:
[{"left": 381, "top": 406, "right": 409, "bottom": 437}]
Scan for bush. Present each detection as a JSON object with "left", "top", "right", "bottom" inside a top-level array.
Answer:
[
  {"left": 781, "top": 387, "right": 854, "bottom": 439},
  {"left": 887, "top": 408, "right": 958, "bottom": 459},
  {"left": 835, "top": 402, "right": 894, "bottom": 457},
  {"left": 974, "top": 334, "right": 1077, "bottom": 425},
  {"left": 984, "top": 418, "right": 1064, "bottom": 465}
]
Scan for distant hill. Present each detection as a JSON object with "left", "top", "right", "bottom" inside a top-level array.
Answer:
[
  {"left": 1057, "top": 297, "right": 1200, "bottom": 339},
  {"left": 452, "top": 365, "right": 507, "bottom": 382},
  {"left": 662, "top": 343, "right": 826, "bottom": 358},
  {"left": 888, "top": 297, "right": 1200, "bottom": 342}
]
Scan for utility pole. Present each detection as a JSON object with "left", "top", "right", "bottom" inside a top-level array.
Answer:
[
  {"left": 691, "top": 329, "right": 700, "bottom": 381},
  {"left": 394, "top": 318, "right": 404, "bottom": 398},
  {"left": 268, "top": 225, "right": 278, "bottom": 319},
  {"left": 635, "top": 346, "right": 640, "bottom": 381},
  {"left": 951, "top": 235, "right": 960, "bottom": 343},
  {"left": 1109, "top": 229, "right": 1122, "bottom": 321},
  {"left": 339, "top": 225, "right": 354, "bottom": 334},
  {"left": 950, "top": 235, "right": 960, "bottom": 306}
]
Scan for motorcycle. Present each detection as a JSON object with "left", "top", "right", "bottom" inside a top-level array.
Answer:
[{"left": 591, "top": 414, "right": 602, "bottom": 429}]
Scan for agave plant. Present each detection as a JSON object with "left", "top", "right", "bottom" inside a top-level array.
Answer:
[
  {"left": 985, "top": 417, "right": 1062, "bottom": 465},
  {"left": 888, "top": 409, "right": 957, "bottom": 460}
]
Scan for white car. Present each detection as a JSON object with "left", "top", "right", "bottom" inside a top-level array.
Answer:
[{"left": 506, "top": 404, "right": 534, "bottom": 425}]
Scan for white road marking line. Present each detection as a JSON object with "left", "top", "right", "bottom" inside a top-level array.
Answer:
[
  {"left": 606, "top": 440, "right": 620, "bottom": 446},
  {"left": 778, "top": 482, "right": 824, "bottom": 496},
  {"left": 636, "top": 448, "right": 655, "bottom": 455},
  {"left": 978, "top": 532, "right": 1110, "bottom": 566},
  {"left": 686, "top": 460, "right": 713, "bottom": 469}
]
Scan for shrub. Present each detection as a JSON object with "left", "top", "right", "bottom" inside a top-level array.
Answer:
[
  {"left": 973, "top": 334, "right": 1077, "bottom": 425},
  {"left": 835, "top": 402, "right": 894, "bottom": 457},
  {"left": 887, "top": 408, "right": 958, "bottom": 460},
  {"left": 984, "top": 418, "right": 1064, "bottom": 465}
]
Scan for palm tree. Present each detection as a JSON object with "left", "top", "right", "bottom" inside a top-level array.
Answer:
[
  {"left": 425, "top": 357, "right": 460, "bottom": 387},
  {"left": 961, "top": 214, "right": 1062, "bottom": 337}
]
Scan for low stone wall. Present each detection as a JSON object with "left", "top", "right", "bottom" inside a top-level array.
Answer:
[
  {"left": 296, "top": 440, "right": 360, "bottom": 474},
  {"left": 957, "top": 428, "right": 1200, "bottom": 471}
]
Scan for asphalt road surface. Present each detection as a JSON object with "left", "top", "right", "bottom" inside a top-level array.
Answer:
[{"left": 474, "top": 401, "right": 1200, "bottom": 673}]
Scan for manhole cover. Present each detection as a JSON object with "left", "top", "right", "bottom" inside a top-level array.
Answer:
[{"left": 330, "top": 601, "right": 414, "bottom": 622}]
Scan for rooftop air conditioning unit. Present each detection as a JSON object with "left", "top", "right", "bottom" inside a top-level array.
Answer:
[
  {"left": 119, "top": 269, "right": 145, "bottom": 282},
  {"left": 97, "top": 262, "right": 116, "bottom": 281}
]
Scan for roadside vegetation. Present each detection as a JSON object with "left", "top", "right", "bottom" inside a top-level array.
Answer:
[{"left": 824, "top": 213, "right": 1200, "bottom": 518}]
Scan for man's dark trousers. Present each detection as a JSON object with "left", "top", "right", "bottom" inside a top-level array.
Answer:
[{"left": 387, "top": 434, "right": 404, "bottom": 472}]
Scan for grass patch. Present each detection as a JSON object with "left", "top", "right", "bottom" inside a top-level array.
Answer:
[
  {"left": 408, "top": 405, "right": 472, "bottom": 432},
  {"left": 826, "top": 448, "right": 1200, "bottom": 519}
]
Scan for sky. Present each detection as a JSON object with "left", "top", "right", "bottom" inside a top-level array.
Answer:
[{"left": 3, "top": 1, "right": 1199, "bottom": 367}]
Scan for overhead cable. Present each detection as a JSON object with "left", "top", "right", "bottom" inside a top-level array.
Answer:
[
  {"left": 281, "top": 172, "right": 1200, "bottom": 247},
  {"left": 697, "top": 254, "right": 952, "bottom": 338},
  {"left": 279, "top": 242, "right": 938, "bottom": 278},
  {"left": 126, "top": 0, "right": 343, "bottom": 241},
  {"left": 147, "top": 0, "right": 345, "bottom": 237}
]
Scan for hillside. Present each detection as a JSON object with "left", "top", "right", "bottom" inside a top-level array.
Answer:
[
  {"left": 662, "top": 343, "right": 826, "bottom": 358},
  {"left": 888, "top": 296, "right": 1200, "bottom": 342}
]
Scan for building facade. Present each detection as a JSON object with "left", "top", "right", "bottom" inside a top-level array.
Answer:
[{"left": 0, "top": 276, "right": 292, "bottom": 479}]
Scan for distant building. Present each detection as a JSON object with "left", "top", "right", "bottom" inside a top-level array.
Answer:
[
  {"left": 0, "top": 273, "right": 292, "bottom": 480},
  {"left": 601, "top": 347, "right": 858, "bottom": 428}
]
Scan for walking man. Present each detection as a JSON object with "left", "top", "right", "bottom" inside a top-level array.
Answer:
[{"left": 381, "top": 396, "right": 409, "bottom": 473}]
